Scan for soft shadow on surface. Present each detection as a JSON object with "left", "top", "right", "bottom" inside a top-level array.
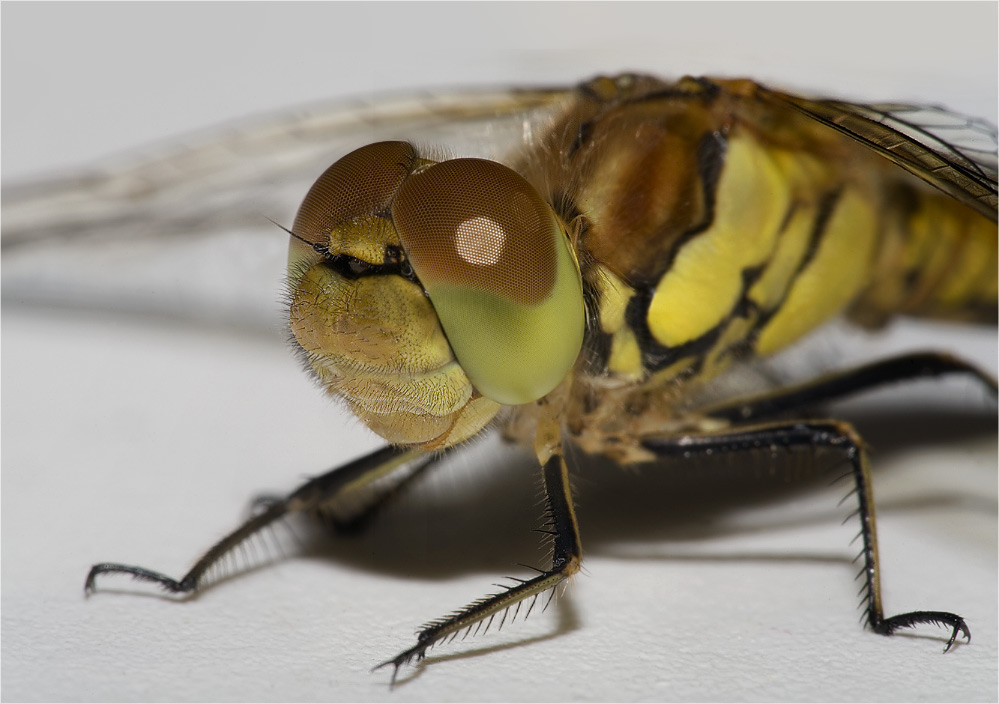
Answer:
[
  {"left": 244, "top": 404, "right": 996, "bottom": 583},
  {"left": 87, "top": 403, "right": 995, "bottom": 600}
]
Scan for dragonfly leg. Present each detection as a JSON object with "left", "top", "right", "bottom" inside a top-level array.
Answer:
[
  {"left": 642, "top": 419, "right": 971, "bottom": 652},
  {"left": 698, "top": 351, "right": 996, "bottom": 424},
  {"left": 84, "top": 445, "right": 433, "bottom": 595},
  {"left": 375, "top": 452, "right": 582, "bottom": 686}
]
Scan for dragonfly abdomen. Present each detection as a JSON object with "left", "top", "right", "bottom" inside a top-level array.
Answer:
[{"left": 849, "top": 183, "right": 998, "bottom": 327}]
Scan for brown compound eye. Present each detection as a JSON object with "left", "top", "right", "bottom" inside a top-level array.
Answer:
[
  {"left": 292, "top": 141, "right": 417, "bottom": 247},
  {"left": 392, "top": 158, "right": 584, "bottom": 405}
]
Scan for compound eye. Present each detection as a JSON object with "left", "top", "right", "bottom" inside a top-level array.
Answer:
[
  {"left": 393, "top": 158, "right": 584, "bottom": 405},
  {"left": 292, "top": 141, "right": 416, "bottom": 246}
]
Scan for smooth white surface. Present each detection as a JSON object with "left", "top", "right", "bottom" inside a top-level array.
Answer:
[{"left": 3, "top": 3, "right": 997, "bottom": 702}]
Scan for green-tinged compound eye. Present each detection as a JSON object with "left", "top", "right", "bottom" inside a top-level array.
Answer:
[{"left": 393, "top": 158, "right": 585, "bottom": 405}]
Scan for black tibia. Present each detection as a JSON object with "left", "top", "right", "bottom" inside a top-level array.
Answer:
[
  {"left": 698, "top": 351, "right": 997, "bottom": 425},
  {"left": 642, "top": 420, "right": 971, "bottom": 652},
  {"left": 84, "top": 445, "right": 432, "bottom": 594},
  {"left": 375, "top": 453, "right": 583, "bottom": 686}
]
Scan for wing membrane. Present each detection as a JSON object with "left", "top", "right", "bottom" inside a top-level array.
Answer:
[
  {"left": 3, "top": 85, "right": 573, "bottom": 249},
  {"left": 771, "top": 92, "right": 998, "bottom": 221},
  {"left": 1, "top": 85, "right": 574, "bottom": 329}
]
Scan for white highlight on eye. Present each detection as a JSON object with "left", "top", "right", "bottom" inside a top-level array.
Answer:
[{"left": 455, "top": 216, "right": 506, "bottom": 266}]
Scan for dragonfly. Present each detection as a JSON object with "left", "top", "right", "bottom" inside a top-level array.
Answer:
[{"left": 5, "top": 73, "right": 996, "bottom": 685}]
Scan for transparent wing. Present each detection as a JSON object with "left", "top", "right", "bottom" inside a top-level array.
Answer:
[
  {"left": 1, "top": 85, "right": 575, "bottom": 333},
  {"left": 770, "top": 92, "right": 999, "bottom": 222}
]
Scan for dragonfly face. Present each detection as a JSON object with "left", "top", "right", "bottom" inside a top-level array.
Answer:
[{"left": 287, "top": 140, "right": 585, "bottom": 447}]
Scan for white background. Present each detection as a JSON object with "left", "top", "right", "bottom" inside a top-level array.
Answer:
[{"left": 3, "top": 2, "right": 997, "bottom": 701}]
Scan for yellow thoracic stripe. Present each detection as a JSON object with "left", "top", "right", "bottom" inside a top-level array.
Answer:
[
  {"left": 647, "top": 136, "right": 790, "bottom": 349},
  {"left": 756, "top": 188, "right": 877, "bottom": 355}
]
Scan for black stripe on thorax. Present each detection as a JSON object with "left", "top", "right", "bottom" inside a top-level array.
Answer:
[
  {"left": 623, "top": 259, "right": 767, "bottom": 376},
  {"left": 750, "top": 187, "right": 843, "bottom": 336},
  {"left": 621, "top": 129, "right": 729, "bottom": 293},
  {"left": 617, "top": 182, "right": 845, "bottom": 377},
  {"left": 589, "top": 130, "right": 730, "bottom": 376}
]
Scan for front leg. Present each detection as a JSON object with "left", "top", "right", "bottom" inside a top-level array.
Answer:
[
  {"left": 85, "top": 445, "right": 433, "bottom": 595},
  {"left": 376, "top": 451, "right": 582, "bottom": 685}
]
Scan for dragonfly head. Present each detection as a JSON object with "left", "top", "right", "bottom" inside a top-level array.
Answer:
[{"left": 286, "top": 141, "right": 585, "bottom": 449}]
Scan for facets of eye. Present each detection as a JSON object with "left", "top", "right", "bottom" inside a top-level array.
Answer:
[
  {"left": 392, "top": 159, "right": 557, "bottom": 305},
  {"left": 392, "top": 158, "right": 585, "bottom": 405},
  {"left": 292, "top": 141, "right": 417, "bottom": 248},
  {"left": 454, "top": 216, "right": 506, "bottom": 266}
]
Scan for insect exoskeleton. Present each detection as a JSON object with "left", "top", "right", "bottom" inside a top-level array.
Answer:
[{"left": 286, "top": 140, "right": 586, "bottom": 449}]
